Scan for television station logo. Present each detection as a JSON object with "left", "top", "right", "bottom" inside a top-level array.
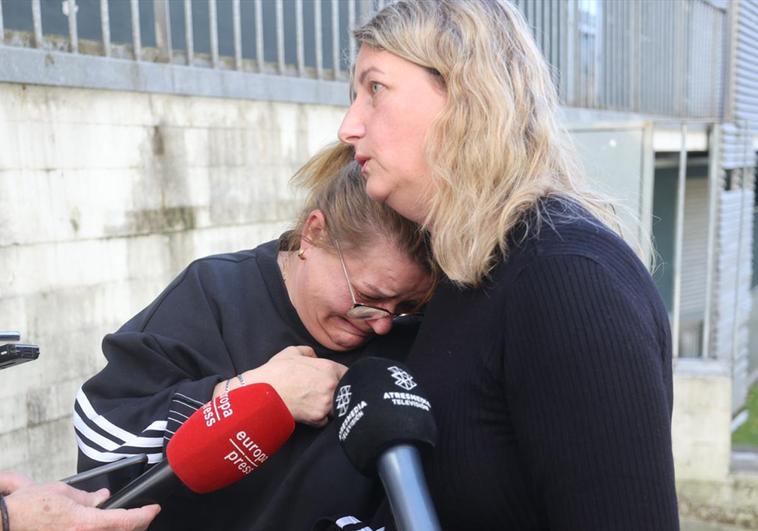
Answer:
[{"left": 388, "top": 366, "right": 417, "bottom": 391}]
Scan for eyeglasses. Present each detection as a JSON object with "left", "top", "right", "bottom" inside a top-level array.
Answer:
[{"left": 333, "top": 239, "right": 396, "bottom": 321}]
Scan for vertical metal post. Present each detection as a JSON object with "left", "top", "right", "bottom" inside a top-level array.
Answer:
[
  {"left": 671, "top": 124, "right": 689, "bottom": 358},
  {"left": 651, "top": 1, "right": 658, "bottom": 113},
  {"left": 154, "top": 0, "right": 172, "bottom": 63},
  {"left": 233, "top": 0, "right": 242, "bottom": 70},
  {"left": 130, "top": 0, "right": 141, "bottom": 60},
  {"left": 209, "top": 0, "right": 219, "bottom": 68},
  {"left": 702, "top": 124, "right": 721, "bottom": 358},
  {"left": 731, "top": 166, "right": 745, "bottom": 368},
  {"left": 332, "top": 0, "right": 340, "bottom": 79},
  {"left": 348, "top": 0, "right": 356, "bottom": 63},
  {"left": 639, "top": 122, "right": 655, "bottom": 266},
  {"left": 255, "top": 0, "right": 264, "bottom": 72},
  {"left": 0, "top": 0, "right": 4, "bottom": 42},
  {"left": 674, "top": 1, "right": 683, "bottom": 116},
  {"left": 572, "top": 0, "right": 581, "bottom": 107},
  {"left": 631, "top": 0, "right": 640, "bottom": 112},
  {"left": 534, "top": 0, "right": 542, "bottom": 53},
  {"left": 184, "top": 0, "right": 194, "bottom": 65},
  {"left": 709, "top": 3, "right": 721, "bottom": 119},
  {"left": 559, "top": 0, "right": 569, "bottom": 102},
  {"left": 315, "top": 0, "right": 324, "bottom": 79},
  {"left": 614, "top": 0, "right": 620, "bottom": 109},
  {"left": 550, "top": 0, "right": 558, "bottom": 88},
  {"left": 276, "top": 0, "right": 285, "bottom": 74},
  {"left": 32, "top": 0, "right": 43, "bottom": 48},
  {"left": 731, "top": 122, "right": 752, "bottom": 371},
  {"left": 66, "top": 0, "right": 78, "bottom": 53},
  {"left": 296, "top": 0, "right": 305, "bottom": 76},
  {"left": 100, "top": 0, "right": 111, "bottom": 57}
]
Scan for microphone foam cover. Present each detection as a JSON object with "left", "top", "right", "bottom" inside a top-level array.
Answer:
[
  {"left": 167, "top": 383, "right": 294, "bottom": 493},
  {"left": 332, "top": 357, "right": 436, "bottom": 475}
]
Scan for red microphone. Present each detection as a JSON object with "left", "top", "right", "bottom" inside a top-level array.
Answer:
[{"left": 101, "top": 383, "right": 295, "bottom": 508}]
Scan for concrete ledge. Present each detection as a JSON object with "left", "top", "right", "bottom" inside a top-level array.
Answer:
[
  {"left": 678, "top": 473, "right": 758, "bottom": 529},
  {"left": 0, "top": 46, "right": 349, "bottom": 106},
  {"left": 673, "top": 360, "right": 733, "bottom": 482}
]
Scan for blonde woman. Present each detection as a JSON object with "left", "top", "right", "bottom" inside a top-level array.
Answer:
[{"left": 337, "top": 1, "right": 678, "bottom": 529}]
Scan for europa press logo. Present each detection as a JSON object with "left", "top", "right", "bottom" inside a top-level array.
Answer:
[
  {"left": 335, "top": 385, "right": 352, "bottom": 417},
  {"left": 388, "top": 366, "right": 417, "bottom": 391}
]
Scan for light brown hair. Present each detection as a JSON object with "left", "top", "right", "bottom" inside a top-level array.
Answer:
[{"left": 283, "top": 142, "right": 437, "bottom": 283}]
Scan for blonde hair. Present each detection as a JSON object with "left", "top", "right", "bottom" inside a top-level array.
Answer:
[
  {"left": 284, "top": 142, "right": 436, "bottom": 281},
  {"left": 353, "top": 0, "right": 631, "bottom": 286}
]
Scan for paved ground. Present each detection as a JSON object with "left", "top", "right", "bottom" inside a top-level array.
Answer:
[{"left": 681, "top": 518, "right": 747, "bottom": 530}]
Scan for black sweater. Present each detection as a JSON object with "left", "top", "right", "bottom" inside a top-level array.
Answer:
[
  {"left": 75, "top": 239, "right": 416, "bottom": 530},
  {"left": 327, "top": 205, "right": 679, "bottom": 531},
  {"left": 402, "top": 206, "right": 679, "bottom": 530}
]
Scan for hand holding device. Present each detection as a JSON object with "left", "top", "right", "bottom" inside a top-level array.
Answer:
[
  {"left": 0, "top": 472, "right": 159, "bottom": 531},
  {"left": 0, "top": 331, "right": 39, "bottom": 370}
]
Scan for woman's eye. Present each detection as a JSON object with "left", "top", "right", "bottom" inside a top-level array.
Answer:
[
  {"left": 370, "top": 82, "right": 383, "bottom": 95},
  {"left": 359, "top": 291, "right": 382, "bottom": 302}
]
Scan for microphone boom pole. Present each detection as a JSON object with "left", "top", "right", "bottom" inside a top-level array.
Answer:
[{"left": 377, "top": 444, "right": 441, "bottom": 531}]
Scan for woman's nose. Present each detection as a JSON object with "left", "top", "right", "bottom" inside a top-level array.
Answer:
[
  {"left": 366, "top": 315, "right": 393, "bottom": 336},
  {"left": 338, "top": 104, "right": 365, "bottom": 144}
]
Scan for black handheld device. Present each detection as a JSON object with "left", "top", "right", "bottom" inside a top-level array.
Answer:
[{"left": 0, "top": 343, "right": 40, "bottom": 370}]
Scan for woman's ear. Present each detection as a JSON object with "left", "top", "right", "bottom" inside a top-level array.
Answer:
[{"left": 300, "top": 210, "right": 328, "bottom": 252}]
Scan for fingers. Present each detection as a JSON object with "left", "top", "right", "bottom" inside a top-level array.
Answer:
[
  {"left": 36, "top": 482, "right": 109, "bottom": 508},
  {"left": 333, "top": 361, "right": 348, "bottom": 380},
  {"left": 296, "top": 345, "right": 317, "bottom": 358},
  {"left": 302, "top": 415, "right": 330, "bottom": 428},
  {"left": 79, "top": 503, "right": 161, "bottom": 531},
  {"left": 274, "top": 345, "right": 316, "bottom": 359},
  {"left": 128, "top": 504, "right": 162, "bottom": 531},
  {"left": 0, "top": 471, "right": 34, "bottom": 493}
]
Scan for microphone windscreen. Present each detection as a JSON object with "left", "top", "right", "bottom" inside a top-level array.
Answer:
[
  {"left": 166, "top": 383, "right": 294, "bottom": 493},
  {"left": 332, "top": 357, "right": 436, "bottom": 475}
]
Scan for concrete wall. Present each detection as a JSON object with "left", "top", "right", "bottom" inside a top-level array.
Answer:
[
  {"left": 672, "top": 359, "right": 733, "bottom": 483},
  {"left": 0, "top": 82, "right": 344, "bottom": 480}
]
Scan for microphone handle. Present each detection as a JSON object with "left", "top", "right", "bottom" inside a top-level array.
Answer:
[
  {"left": 376, "top": 444, "right": 441, "bottom": 531},
  {"left": 99, "top": 460, "right": 181, "bottom": 509}
]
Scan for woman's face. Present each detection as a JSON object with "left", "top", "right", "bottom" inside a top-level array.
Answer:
[
  {"left": 288, "top": 212, "right": 432, "bottom": 352},
  {"left": 338, "top": 46, "right": 447, "bottom": 223}
]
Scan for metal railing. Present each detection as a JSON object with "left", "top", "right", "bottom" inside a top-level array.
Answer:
[
  {"left": 0, "top": 0, "right": 729, "bottom": 119},
  {"left": 0, "top": 0, "right": 377, "bottom": 80},
  {"left": 513, "top": 0, "right": 727, "bottom": 119}
]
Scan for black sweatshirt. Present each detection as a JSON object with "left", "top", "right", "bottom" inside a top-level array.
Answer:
[
  {"left": 403, "top": 203, "right": 679, "bottom": 530},
  {"left": 322, "top": 202, "right": 679, "bottom": 531},
  {"left": 75, "top": 239, "right": 415, "bottom": 531}
]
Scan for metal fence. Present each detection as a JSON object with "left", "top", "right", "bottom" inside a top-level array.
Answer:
[
  {"left": 0, "top": 0, "right": 730, "bottom": 119},
  {"left": 514, "top": 0, "right": 727, "bottom": 119}
]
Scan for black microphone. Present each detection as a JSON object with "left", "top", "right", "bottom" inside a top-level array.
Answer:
[{"left": 332, "top": 357, "right": 441, "bottom": 531}]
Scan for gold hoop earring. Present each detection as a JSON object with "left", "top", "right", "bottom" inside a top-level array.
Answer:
[{"left": 297, "top": 249, "right": 306, "bottom": 260}]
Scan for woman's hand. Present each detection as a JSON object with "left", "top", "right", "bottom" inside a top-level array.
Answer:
[
  {"left": 250, "top": 346, "right": 348, "bottom": 427},
  {"left": 1, "top": 472, "right": 160, "bottom": 531},
  {"left": 213, "top": 346, "right": 348, "bottom": 427}
]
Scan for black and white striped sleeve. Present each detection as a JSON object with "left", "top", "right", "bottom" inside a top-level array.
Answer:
[
  {"left": 74, "top": 330, "right": 226, "bottom": 487},
  {"left": 73, "top": 259, "right": 241, "bottom": 487}
]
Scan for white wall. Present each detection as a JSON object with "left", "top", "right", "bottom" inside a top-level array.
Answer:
[{"left": 0, "top": 82, "right": 345, "bottom": 480}]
